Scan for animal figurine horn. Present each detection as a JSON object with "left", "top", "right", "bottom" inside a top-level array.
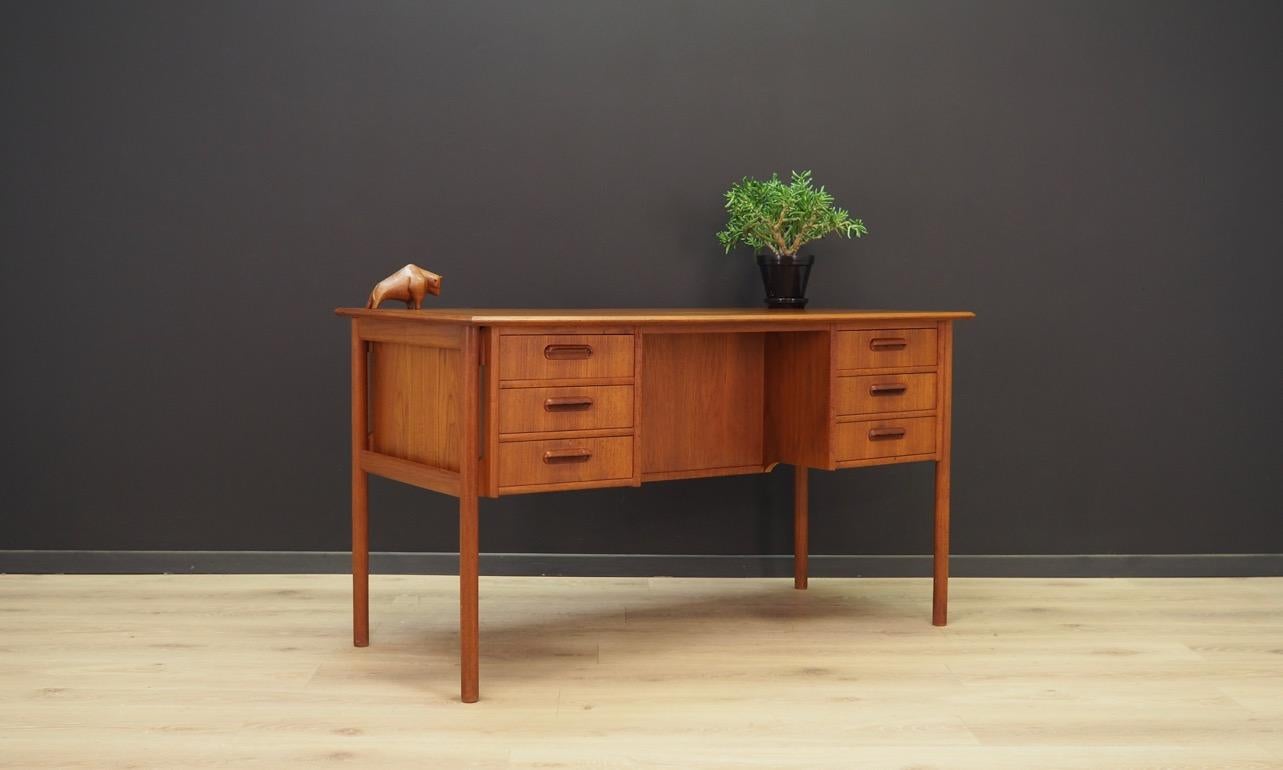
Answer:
[{"left": 365, "top": 264, "right": 443, "bottom": 309}]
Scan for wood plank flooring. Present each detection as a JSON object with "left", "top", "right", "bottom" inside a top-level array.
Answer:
[{"left": 1, "top": 575, "right": 1280, "bottom": 768}]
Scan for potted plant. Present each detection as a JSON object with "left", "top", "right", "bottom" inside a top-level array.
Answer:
[{"left": 716, "top": 170, "right": 867, "bottom": 308}]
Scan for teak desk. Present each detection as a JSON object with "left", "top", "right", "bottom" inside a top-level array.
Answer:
[{"left": 335, "top": 307, "right": 973, "bottom": 702}]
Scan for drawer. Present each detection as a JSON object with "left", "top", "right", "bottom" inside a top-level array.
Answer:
[
  {"left": 835, "top": 328, "right": 937, "bottom": 370},
  {"left": 835, "top": 416, "right": 936, "bottom": 461},
  {"left": 499, "top": 385, "right": 634, "bottom": 434},
  {"left": 499, "top": 334, "right": 634, "bottom": 381},
  {"left": 836, "top": 373, "right": 937, "bottom": 416},
  {"left": 498, "top": 435, "right": 633, "bottom": 488}
]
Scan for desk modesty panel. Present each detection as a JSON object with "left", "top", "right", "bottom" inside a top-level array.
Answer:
[{"left": 335, "top": 307, "right": 974, "bottom": 702}]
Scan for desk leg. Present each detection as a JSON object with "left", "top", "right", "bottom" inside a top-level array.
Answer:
[
  {"left": 353, "top": 471, "right": 369, "bottom": 647},
  {"left": 933, "top": 320, "right": 953, "bottom": 627},
  {"left": 932, "top": 457, "right": 949, "bottom": 626},
  {"left": 459, "top": 327, "right": 481, "bottom": 703},
  {"left": 350, "top": 327, "right": 369, "bottom": 648},
  {"left": 794, "top": 465, "right": 808, "bottom": 590},
  {"left": 459, "top": 490, "right": 479, "bottom": 702}
]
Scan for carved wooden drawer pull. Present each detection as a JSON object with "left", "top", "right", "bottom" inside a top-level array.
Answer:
[
  {"left": 542, "top": 448, "right": 593, "bottom": 464},
  {"left": 869, "top": 337, "right": 908, "bottom": 350},
  {"left": 543, "top": 396, "right": 594, "bottom": 412},
  {"left": 544, "top": 344, "right": 594, "bottom": 360},
  {"left": 868, "top": 383, "right": 908, "bottom": 395},
  {"left": 868, "top": 427, "right": 908, "bottom": 440}
]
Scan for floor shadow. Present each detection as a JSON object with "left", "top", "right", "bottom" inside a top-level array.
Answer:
[{"left": 405, "top": 581, "right": 894, "bottom": 688}]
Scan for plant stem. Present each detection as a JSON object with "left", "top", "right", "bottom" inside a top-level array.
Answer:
[{"left": 787, "top": 211, "right": 819, "bottom": 254}]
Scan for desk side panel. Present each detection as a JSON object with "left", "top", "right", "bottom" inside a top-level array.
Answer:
[{"left": 368, "top": 338, "right": 463, "bottom": 473}]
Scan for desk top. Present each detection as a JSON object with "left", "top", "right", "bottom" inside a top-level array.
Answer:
[{"left": 335, "top": 307, "right": 975, "bottom": 326}]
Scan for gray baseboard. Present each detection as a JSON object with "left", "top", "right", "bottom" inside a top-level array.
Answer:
[{"left": 1, "top": 550, "right": 1280, "bottom": 577}]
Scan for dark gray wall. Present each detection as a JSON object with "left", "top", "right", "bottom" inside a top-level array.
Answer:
[{"left": 3, "top": 0, "right": 1281, "bottom": 560}]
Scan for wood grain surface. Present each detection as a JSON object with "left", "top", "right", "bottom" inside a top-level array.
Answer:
[
  {"left": 836, "top": 372, "right": 938, "bottom": 416},
  {"left": 369, "top": 342, "right": 461, "bottom": 470},
  {"left": 497, "top": 435, "right": 634, "bottom": 489},
  {"left": 498, "top": 385, "right": 634, "bottom": 435},
  {"left": 498, "top": 334, "right": 635, "bottom": 381},
  {"left": 834, "top": 327, "right": 939, "bottom": 370},
  {"left": 337, "top": 307, "right": 975, "bottom": 325},
  {"left": 1, "top": 574, "right": 1280, "bottom": 769},
  {"left": 639, "top": 333, "right": 764, "bottom": 475},
  {"left": 834, "top": 415, "right": 937, "bottom": 461}
]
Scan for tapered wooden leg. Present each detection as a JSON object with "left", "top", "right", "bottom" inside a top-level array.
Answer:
[
  {"left": 459, "top": 491, "right": 479, "bottom": 702},
  {"left": 794, "top": 465, "right": 808, "bottom": 590},
  {"left": 459, "top": 327, "right": 481, "bottom": 702},
  {"left": 933, "top": 320, "right": 953, "bottom": 627},
  {"left": 352, "top": 472, "right": 369, "bottom": 647},
  {"left": 932, "top": 456, "right": 950, "bottom": 626},
  {"left": 350, "top": 326, "right": 369, "bottom": 647}
]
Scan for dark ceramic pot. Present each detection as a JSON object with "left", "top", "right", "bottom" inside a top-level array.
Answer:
[{"left": 757, "top": 254, "right": 814, "bottom": 309}]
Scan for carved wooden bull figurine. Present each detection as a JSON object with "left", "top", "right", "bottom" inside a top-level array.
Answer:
[{"left": 366, "top": 264, "right": 442, "bottom": 309}]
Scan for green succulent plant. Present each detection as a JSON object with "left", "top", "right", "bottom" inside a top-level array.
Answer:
[{"left": 717, "top": 170, "right": 867, "bottom": 257}]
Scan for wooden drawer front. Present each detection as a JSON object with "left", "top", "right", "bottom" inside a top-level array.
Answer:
[
  {"left": 835, "top": 328, "right": 937, "bottom": 370},
  {"left": 835, "top": 416, "right": 936, "bottom": 461},
  {"left": 499, "top": 385, "right": 634, "bottom": 434},
  {"left": 498, "top": 436, "right": 633, "bottom": 488},
  {"left": 499, "top": 334, "right": 634, "bottom": 381},
  {"left": 836, "top": 373, "right": 937, "bottom": 416}
]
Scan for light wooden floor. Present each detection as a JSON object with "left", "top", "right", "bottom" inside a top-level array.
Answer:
[{"left": 1, "top": 575, "right": 1281, "bottom": 769}]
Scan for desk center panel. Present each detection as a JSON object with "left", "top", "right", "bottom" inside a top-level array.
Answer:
[{"left": 638, "top": 332, "right": 767, "bottom": 480}]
